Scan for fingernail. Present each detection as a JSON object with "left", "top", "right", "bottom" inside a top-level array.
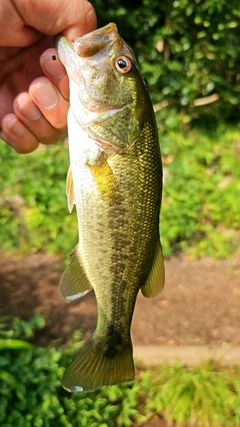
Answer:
[
  {"left": 7, "top": 118, "right": 26, "bottom": 138},
  {"left": 17, "top": 93, "right": 42, "bottom": 121},
  {"left": 31, "top": 81, "right": 59, "bottom": 109},
  {"left": 40, "top": 51, "right": 66, "bottom": 80}
]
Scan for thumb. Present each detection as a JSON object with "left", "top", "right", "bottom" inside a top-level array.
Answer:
[{"left": 13, "top": 0, "right": 97, "bottom": 38}]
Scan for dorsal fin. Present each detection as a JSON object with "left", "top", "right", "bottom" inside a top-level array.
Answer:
[
  {"left": 141, "top": 240, "right": 165, "bottom": 298},
  {"left": 66, "top": 165, "right": 75, "bottom": 213},
  {"left": 59, "top": 246, "right": 92, "bottom": 301}
]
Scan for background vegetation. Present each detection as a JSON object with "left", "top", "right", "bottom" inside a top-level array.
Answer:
[
  {"left": 1, "top": 124, "right": 240, "bottom": 259},
  {"left": 1, "top": 315, "right": 240, "bottom": 427},
  {"left": 1, "top": 0, "right": 240, "bottom": 259},
  {"left": 1, "top": 0, "right": 240, "bottom": 425},
  {"left": 93, "top": 0, "right": 240, "bottom": 128}
]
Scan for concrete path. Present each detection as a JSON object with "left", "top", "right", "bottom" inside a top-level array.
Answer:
[{"left": 133, "top": 345, "right": 240, "bottom": 366}]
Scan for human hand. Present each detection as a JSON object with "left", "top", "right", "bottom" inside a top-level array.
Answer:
[{"left": 0, "top": 0, "right": 96, "bottom": 153}]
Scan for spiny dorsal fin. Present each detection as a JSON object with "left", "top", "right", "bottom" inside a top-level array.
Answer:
[
  {"left": 141, "top": 240, "right": 165, "bottom": 298},
  {"left": 59, "top": 246, "right": 92, "bottom": 301},
  {"left": 66, "top": 165, "right": 75, "bottom": 213}
]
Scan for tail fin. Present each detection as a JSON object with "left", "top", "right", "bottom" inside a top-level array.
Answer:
[{"left": 62, "top": 336, "right": 135, "bottom": 393}]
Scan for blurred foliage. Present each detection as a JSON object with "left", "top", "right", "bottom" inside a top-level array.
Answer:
[
  {"left": 160, "top": 125, "right": 240, "bottom": 258},
  {"left": 92, "top": 0, "right": 240, "bottom": 128},
  {"left": 0, "top": 143, "right": 76, "bottom": 256},
  {"left": 1, "top": 314, "right": 240, "bottom": 426},
  {"left": 1, "top": 123, "right": 240, "bottom": 258},
  {"left": 1, "top": 1, "right": 240, "bottom": 258}
]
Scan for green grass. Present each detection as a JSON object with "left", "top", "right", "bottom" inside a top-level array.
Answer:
[
  {"left": 0, "top": 142, "right": 76, "bottom": 255},
  {"left": 160, "top": 124, "right": 240, "bottom": 258},
  {"left": 1, "top": 123, "right": 240, "bottom": 258},
  {"left": 1, "top": 314, "right": 240, "bottom": 427}
]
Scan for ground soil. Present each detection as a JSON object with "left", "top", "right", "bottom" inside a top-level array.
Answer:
[
  {"left": 1, "top": 252, "right": 240, "bottom": 347},
  {"left": 1, "top": 252, "right": 240, "bottom": 425}
]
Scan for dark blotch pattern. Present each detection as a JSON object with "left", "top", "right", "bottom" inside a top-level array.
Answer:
[{"left": 103, "top": 324, "right": 123, "bottom": 358}]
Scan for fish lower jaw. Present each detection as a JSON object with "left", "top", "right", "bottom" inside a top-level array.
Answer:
[
  {"left": 80, "top": 127, "right": 122, "bottom": 156},
  {"left": 94, "top": 138, "right": 121, "bottom": 153},
  {"left": 78, "top": 103, "right": 124, "bottom": 124}
]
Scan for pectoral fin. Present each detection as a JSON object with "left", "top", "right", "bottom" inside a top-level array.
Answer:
[
  {"left": 141, "top": 240, "right": 165, "bottom": 298},
  {"left": 89, "top": 159, "right": 119, "bottom": 202},
  {"left": 59, "top": 247, "right": 92, "bottom": 301},
  {"left": 66, "top": 165, "right": 75, "bottom": 213}
]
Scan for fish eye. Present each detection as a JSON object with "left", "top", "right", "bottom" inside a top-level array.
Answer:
[{"left": 115, "top": 56, "right": 132, "bottom": 74}]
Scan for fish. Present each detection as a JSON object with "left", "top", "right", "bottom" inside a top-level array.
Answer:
[{"left": 55, "top": 22, "right": 165, "bottom": 393}]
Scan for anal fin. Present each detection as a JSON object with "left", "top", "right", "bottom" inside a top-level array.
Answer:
[
  {"left": 141, "top": 239, "right": 165, "bottom": 298},
  {"left": 59, "top": 246, "right": 92, "bottom": 301}
]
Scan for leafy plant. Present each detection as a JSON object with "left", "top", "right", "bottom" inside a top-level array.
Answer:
[
  {"left": 1, "top": 123, "right": 240, "bottom": 259},
  {"left": 0, "top": 142, "right": 77, "bottom": 255},
  {"left": 160, "top": 125, "right": 240, "bottom": 258},
  {"left": 139, "top": 362, "right": 240, "bottom": 427},
  {"left": 92, "top": 0, "right": 240, "bottom": 127},
  {"left": 2, "top": 315, "right": 240, "bottom": 427}
]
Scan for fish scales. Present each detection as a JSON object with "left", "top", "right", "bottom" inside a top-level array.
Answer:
[{"left": 56, "top": 23, "right": 165, "bottom": 392}]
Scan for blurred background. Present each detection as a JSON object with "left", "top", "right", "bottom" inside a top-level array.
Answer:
[
  {"left": 1, "top": 1, "right": 240, "bottom": 426},
  {"left": 1, "top": 0, "right": 240, "bottom": 258}
]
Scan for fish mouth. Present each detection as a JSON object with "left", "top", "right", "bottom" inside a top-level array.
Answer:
[
  {"left": 55, "top": 24, "right": 130, "bottom": 153},
  {"left": 72, "top": 23, "right": 118, "bottom": 58},
  {"left": 56, "top": 24, "right": 124, "bottom": 117},
  {"left": 55, "top": 23, "right": 119, "bottom": 62}
]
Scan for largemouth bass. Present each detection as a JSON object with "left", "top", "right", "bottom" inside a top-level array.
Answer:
[{"left": 56, "top": 23, "right": 165, "bottom": 393}]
